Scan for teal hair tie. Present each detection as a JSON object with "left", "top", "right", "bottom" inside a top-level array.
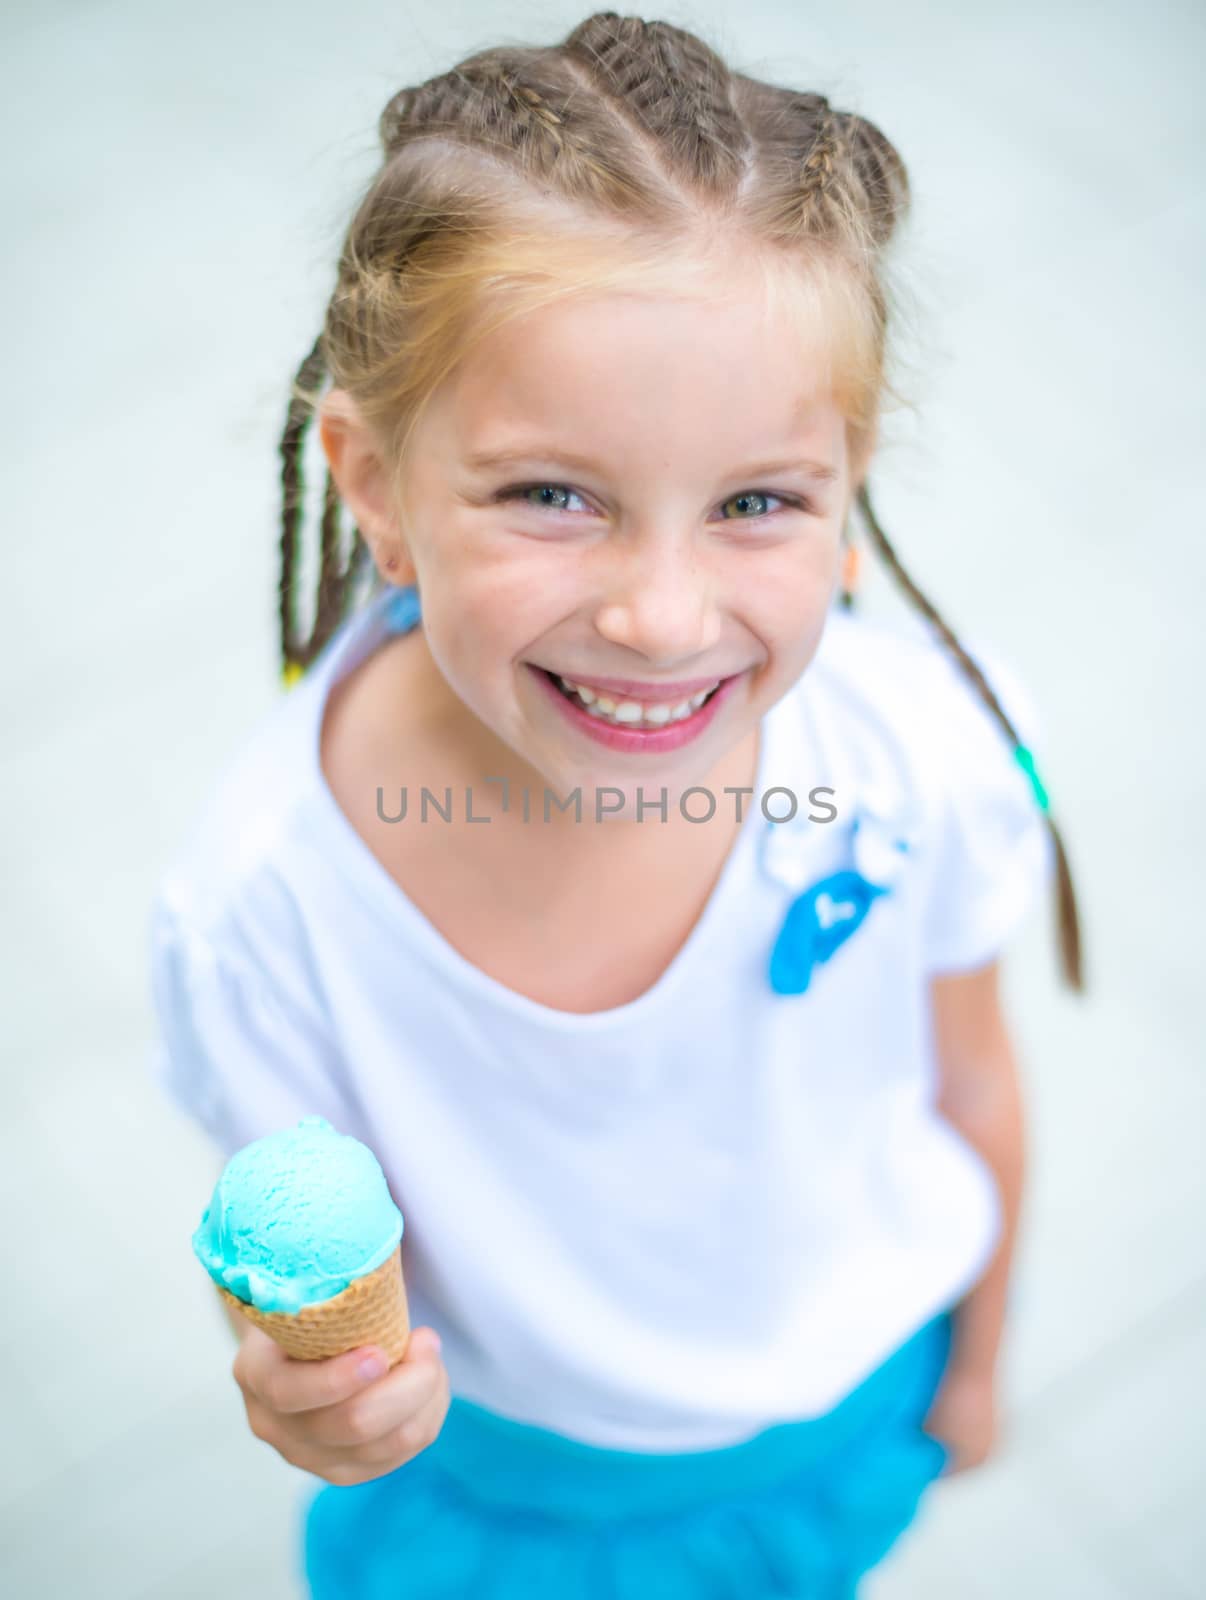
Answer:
[{"left": 1014, "top": 745, "right": 1050, "bottom": 812}]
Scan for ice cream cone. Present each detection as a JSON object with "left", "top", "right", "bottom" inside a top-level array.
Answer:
[
  {"left": 195, "top": 1117, "right": 410, "bottom": 1367},
  {"left": 217, "top": 1242, "right": 411, "bottom": 1365}
]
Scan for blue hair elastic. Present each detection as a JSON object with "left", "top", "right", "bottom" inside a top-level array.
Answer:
[
  {"left": 1013, "top": 745, "right": 1050, "bottom": 812},
  {"left": 384, "top": 583, "right": 422, "bottom": 634}
]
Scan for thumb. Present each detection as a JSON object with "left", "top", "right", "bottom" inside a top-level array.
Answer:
[{"left": 404, "top": 1325, "right": 443, "bottom": 1363}]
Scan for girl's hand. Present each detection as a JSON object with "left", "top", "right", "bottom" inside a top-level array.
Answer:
[
  {"left": 231, "top": 1320, "right": 450, "bottom": 1486},
  {"left": 922, "top": 1364, "right": 998, "bottom": 1476}
]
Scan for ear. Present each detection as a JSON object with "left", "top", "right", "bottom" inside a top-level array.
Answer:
[
  {"left": 848, "top": 421, "right": 878, "bottom": 496},
  {"left": 318, "top": 390, "right": 416, "bottom": 586}
]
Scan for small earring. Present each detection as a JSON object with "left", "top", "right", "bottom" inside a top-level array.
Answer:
[{"left": 838, "top": 541, "right": 861, "bottom": 609}]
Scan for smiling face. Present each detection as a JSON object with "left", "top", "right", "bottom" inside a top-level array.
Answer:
[{"left": 322, "top": 260, "right": 863, "bottom": 825}]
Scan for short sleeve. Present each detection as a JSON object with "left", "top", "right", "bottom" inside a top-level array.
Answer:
[
  {"left": 921, "top": 643, "right": 1056, "bottom": 975},
  {"left": 146, "top": 893, "right": 358, "bottom": 1159}
]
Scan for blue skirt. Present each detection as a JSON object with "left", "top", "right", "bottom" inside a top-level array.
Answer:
[{"left": 300, "top": 1312, "right": 952, "bottom": 1598}]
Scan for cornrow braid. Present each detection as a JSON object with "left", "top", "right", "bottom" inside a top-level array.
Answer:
[
  {"left": 855, "top": 481, "right": 1085, "bottom": 992},
  {"left": 800, "top": 100, "right": 841, "bottom": 217},
  {"left": 278, "top": 333, "right": 371, "bottom": 685},
  {"left": 563, "top": 13, "right": 749, "bottom": 188},
  {"left": 504, "top": 79, "right": 565, "bottom": 139}
]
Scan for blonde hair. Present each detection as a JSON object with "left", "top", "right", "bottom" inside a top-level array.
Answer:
[{"left": 276, "top": 10, "right": 1084, "bottom": 991}]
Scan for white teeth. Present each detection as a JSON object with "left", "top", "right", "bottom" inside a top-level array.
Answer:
[
  {"left": 558, "top": 676, "right": 595, "bottom": 704},
  {"left": 553, "top": 671, "right": 721, "bottom": 727}
]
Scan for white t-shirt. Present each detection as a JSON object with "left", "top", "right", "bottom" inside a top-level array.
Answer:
[{"left": 147, "top": 583, "right": 1054, "bottom": 1451}]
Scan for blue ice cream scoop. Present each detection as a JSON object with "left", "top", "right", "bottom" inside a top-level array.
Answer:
[{"left": 192, "top": 1116, "right": 404, "bottom": 1315}]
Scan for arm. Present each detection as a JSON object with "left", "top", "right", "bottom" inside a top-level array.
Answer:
[{"left": 924, "top": 957, "right": 1026, "bottom": 1469}]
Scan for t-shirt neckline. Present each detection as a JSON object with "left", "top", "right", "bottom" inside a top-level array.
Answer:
[{"left": 301, "top": 587, "right": 786, "bottom": 1032}]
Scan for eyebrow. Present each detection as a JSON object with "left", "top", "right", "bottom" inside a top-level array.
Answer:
[{"left": 463, "top": 445, "right": 840, "bottom": 484}]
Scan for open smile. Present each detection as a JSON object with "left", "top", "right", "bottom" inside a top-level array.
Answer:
[{"left": 526, "top": 664, "right": 742, "bottom": 753}]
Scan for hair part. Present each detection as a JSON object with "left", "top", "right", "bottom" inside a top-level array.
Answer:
[{"left": 276, "top": 9, "right": 1084, "bottom": 991}]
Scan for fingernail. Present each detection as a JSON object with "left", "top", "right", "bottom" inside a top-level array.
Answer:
[
  {"left": 358, "top": 1354, "right": 387, "bottom": 1381},
  {"left": 430, "top": 1332, "right": 442, "bottom": 1356}
]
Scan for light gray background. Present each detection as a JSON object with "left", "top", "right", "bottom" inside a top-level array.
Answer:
[{"left": 2, "top": 1, "right": 1202, "bottom": 1595}]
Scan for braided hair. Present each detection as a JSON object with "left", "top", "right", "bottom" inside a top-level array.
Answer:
[{"left": 275, "top": 11, "right": 1084, "bottom": 990}]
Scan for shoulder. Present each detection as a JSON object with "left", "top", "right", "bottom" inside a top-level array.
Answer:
[
  {"left": 816, "top": 604, "right": 1039, "bottom": 733},
  {"left": 153, "top": 592, "right": 394, "bottom": 941},
  {"left": 808, "top": 604, "right": 1044, "bottom": 805},
  {"left": 150, "top": 593, "right": 400, "bottom": 986},
  {"left": 803, "top": 607, "right": 1054, "bottom": 971},
  {"left": 150, "top": 675, "right": 324, "bottom": 954}
]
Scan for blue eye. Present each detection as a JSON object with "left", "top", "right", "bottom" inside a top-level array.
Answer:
[
  {"left": 720, "top": 490, "right": 790, "bottom": 520},
  {"left": 498, "top": 483, "right": 814, "bottom": 519},
  {"left": 500, "top": 483, "right": 589, "bottom": 513}
]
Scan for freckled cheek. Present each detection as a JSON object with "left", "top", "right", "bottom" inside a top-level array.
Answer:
[{"left": 430, "top": 615, "right": 529, "bottom": 719}]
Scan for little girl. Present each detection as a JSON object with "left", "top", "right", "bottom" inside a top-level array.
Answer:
[{"left": 148, "top": 12, "right": 1086, "bottom": 1597}]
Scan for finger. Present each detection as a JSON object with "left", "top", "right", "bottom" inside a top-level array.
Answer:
[
  {"left": 302, "top": 1339, "right": 446, "bottom": 1451},
  {"left": 354, "top": 1353, "right": 451, "bottom": 1466},
  {"left": 235, "top": 1328, "right": 400, "bottom": 1417}
]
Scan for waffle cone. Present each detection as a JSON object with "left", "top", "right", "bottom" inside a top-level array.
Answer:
[{"left": 216, "top": 1244, "right": 410, "bottom": 1365}]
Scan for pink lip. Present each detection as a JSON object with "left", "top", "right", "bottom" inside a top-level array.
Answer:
[
  {"left": 527, "top": 664, "right": 743, "bottom": 754},
  {"left": 536, "top": 670, "right": 732, "bottom": 700}
]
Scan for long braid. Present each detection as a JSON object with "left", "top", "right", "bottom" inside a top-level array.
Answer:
[
  {"left": 279, "top": 334, "right": 323, "bottom": 681},
  {"left": 855, "top": 480, "right": 1085, "bottom": 992},
  {"left": 794, "top": 107, "right": 1083, "bottom": 987},
  {"left": 278, "top": 333, "right": 370, "bottom": 683}
]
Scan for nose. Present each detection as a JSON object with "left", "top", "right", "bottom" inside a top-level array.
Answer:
[{"left": 592, "top": 535, "right": 722, "bottom": 665}]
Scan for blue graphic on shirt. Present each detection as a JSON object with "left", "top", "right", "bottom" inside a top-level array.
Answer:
[{"left": 768, "top": 869, "right": 890, "bottom": 996}]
